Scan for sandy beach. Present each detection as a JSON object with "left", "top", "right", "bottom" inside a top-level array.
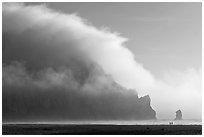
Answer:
[{"left": 2, "top": 124, "right": 202, "bottom": 135}]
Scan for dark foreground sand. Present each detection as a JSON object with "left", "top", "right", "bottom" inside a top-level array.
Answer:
[{"left": 2, "top": 124, "right": 202, "bottom": 135}]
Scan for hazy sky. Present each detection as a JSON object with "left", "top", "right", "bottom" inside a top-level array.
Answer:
[
  {"left": 45, "top": 2, "right": 201, "bottom": 77},
  {"left": 45, "top": 3, "right": 202, "bottom": 119},
  {"left": 3, "top": 3, "right": 201, "bottom": 120}
]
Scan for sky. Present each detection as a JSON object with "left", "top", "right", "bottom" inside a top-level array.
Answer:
[
  {"left": 45, "top": 2, "right": 201, "bottom": 77},
  {"left": 2, "top": 2, "right": 202, "bottom": 120},
  {"left": 46, "top": 2, "right": 202, "bottom": 119}
]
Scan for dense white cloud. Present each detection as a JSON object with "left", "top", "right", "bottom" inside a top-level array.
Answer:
[
  {"left": 2, "top": 3, "right": 201, "bottom": 120},
  {"left": 3, "top": 3, "right": 155, "bottom": 90}
]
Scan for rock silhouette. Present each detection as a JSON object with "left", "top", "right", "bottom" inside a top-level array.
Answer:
[{"left": 174, "top": 110, "right": 182, "bottom": 120}]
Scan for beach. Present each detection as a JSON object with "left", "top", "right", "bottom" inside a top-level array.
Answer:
[{"left": 2, "top": 124, "right": 202, "bottom": 135}]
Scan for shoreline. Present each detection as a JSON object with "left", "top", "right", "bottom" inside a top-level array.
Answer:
[{"left": 2, "top": 124, "right": 202, "bottom": 135}]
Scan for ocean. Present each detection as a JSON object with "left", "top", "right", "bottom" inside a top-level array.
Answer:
[{"left": 4, "top": 119, "right": 202, "bottom": 125}]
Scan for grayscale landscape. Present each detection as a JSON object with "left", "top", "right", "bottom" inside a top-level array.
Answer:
[{"left": 2, "top": 2, "right": 202, "bottom": 135}]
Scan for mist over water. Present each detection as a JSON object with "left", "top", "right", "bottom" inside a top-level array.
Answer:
[{"left": 4, "top": 119, "right": 202, "bottom": 125}]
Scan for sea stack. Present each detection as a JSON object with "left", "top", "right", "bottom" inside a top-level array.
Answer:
[{"left": 174, "top": 110, "right": 182, "bottom": 120}]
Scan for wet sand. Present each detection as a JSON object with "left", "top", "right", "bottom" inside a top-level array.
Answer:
[{"left": 2, "top": 124, "right": 202, "bottom": 135}]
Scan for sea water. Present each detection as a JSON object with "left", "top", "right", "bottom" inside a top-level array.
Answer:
[
  {"left": 60, "top": 119, "right": 202, "bottom": 125},
  {"left": 11, "top": 119, "right": 201, "bottom": 125}
]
